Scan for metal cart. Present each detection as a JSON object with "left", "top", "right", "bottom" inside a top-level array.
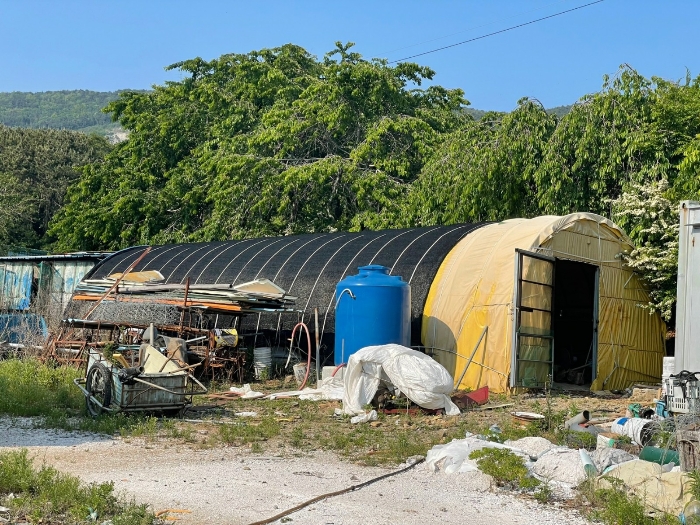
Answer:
[{"left": 74, "top": 348, "right": 207, "bottom": 416}]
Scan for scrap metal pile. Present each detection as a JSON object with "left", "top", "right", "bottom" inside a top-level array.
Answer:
[{"left": 72, "top": 270, "right": 297, "bottom": 315}]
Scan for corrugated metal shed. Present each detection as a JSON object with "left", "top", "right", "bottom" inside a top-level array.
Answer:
[{"left": 0, "top": 252, "right": 112, "bottom": 327}]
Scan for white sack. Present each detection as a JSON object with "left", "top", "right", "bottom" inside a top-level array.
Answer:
[{"left": 342, "top": 344, "right": 460, "bottom": 416}]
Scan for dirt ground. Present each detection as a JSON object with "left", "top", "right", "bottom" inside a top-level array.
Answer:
[
  {"left": 1, "top": 382, "right": 655, "bottom": 524},
  {"left": 1, "top": 415, "right": 594, "bottom": 525}
]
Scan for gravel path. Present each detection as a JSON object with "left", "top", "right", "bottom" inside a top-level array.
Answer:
[{"left": 0, "top": 417, "right": 590, "bottom": 525}]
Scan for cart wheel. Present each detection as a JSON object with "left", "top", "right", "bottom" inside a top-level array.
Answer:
[{"left": 86, "top": 362, "right": 112, "bottom": 417}]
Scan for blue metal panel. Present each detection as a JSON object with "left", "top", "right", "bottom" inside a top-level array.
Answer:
[
  {"left": 334, "top": 265, "right": 411, "bottom": 365},
  {"left": 0, "top": 262, "right": 34, "bottom": 310}
]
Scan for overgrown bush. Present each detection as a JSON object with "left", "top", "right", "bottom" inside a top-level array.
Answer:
[{"left": 469, "top": 448, "right": 539, "bottom": 490}]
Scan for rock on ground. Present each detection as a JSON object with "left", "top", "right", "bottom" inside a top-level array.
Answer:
[{"left": 504, "top": 437, "right": 556, "bottom": 459}]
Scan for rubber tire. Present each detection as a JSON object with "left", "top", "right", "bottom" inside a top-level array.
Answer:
[{"left": 86, "top": 362, "right": 112, "bottom": 417}]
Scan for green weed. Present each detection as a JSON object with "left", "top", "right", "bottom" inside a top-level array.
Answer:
[
  {"left": 290, "top": 426, "right": 305, "bottom": 448},
  {"left": 0, "top": 449, "right": 160, "bottom": 525},
  {"left": 0, "top": 358, "right": 83, "bottom": 417},
  {"left": 533, "top": 483, "right": 554, "bottom": 503},
  {"left": 217, "top": 417, "right": 281, "bottom": 446},
  {"left": 469, "top": 448, "right": 540, "bottom": 491},
  {"left": 130, "top": 416, "right": 159, "bottom": 438}
]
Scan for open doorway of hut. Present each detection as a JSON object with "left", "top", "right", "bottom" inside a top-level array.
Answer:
[{"left": 552, "top": 259, "right": 598, "bottom": 386}]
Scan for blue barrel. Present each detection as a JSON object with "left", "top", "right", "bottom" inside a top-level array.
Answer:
[{"left": 334, "top": 265, "right": 411, "bottom": 365}]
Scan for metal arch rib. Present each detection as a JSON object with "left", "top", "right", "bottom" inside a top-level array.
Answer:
[
  {"left": 368, "top": 230, "right": 413, "bottom": 265},
  {"left": 194, "top": 241, "right": 243, "bottom": 283},
  {"left": 101, "top": 247, "right": 147, "bottom": 277},
  {"left": 271, "top": 237, "right": 319, "bottom": 283},
  {"left": 319, "top": 233, "right": 389, "bottom": 340},
  {"left": 253, "top": 238, "right": 304, "bottom": 280},
  {"left": 152, "top": 245, "right": 199, "bottom": 276},
  {"left": 180, "top": 242, "right": 233, "bottom": 284},
  {"left": 389, "top": 226, "right": 442, "bottom": 274},
  {"left": 214, "top": 238, "right": 272, "bottom": 284},
  {"left": 271, "top": 234, "right": 337, "bottom": 336},
  {"left": 407, "top": 224, "right": 475, "bottom": 284},
  {"left": 286, "top": 235, "right": 347, "bottom": 296},
  {"left": 230, "top": 238, "right": 287, "bottom": 286},
  {"left": 166, "top": 244, "right": 216, "bottom": 284},
  {"left": 146, "top": 245, "right": 192, "bottom": 273},
  {"left": 300, "top": 235, "right": 366, "bottom": 319}
]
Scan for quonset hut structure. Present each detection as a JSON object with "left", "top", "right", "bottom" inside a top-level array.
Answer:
[
  {"left": 67, "top": 213, "right": 666, "bottom": 393},
  {"left": 67, "top": 223, "right": 480, "bottom": 361}
]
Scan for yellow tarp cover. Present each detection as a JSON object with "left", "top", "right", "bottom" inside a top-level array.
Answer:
[{"left": 423, "top": 213, "right": 665, "bottom": 393}]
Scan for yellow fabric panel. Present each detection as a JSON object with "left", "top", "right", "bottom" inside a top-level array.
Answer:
[
  {"left": 423, "top": 213, "right": 665, "bottom": 393},
  {"left": 424, "top": 216, "right": 558, "bottom": 391}
]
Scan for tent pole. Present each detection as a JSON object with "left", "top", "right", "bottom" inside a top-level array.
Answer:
[{"left": 455, "top": 326, "right": 488, "bottom": 391}]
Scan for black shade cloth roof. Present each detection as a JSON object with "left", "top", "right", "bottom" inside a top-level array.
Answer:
[{"left": 79, "top": 223, "right": 483, "bottom": 345}]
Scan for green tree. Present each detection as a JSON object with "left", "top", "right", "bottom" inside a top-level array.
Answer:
[
  {"left": 50, "top": 43, "right": 469, "bottom": 250},
  {"left": 405, "top": 66, "right": 700, "bottom": 320},
  {"left": 0, "top": 125, "right": 110, "bottom": 248},
  {"left": 406, "top": 100, "right": 555, "bottom": 226}
]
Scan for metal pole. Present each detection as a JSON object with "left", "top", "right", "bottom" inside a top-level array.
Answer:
[
  {"left": 314, "top": 307, "right": 320, "bottom": 386},
  {"left": 455, "top": 326, "right": 488, "bottom": 391},
  {"left": 178, "top": 276, "right": 190, "bottom": 337}
]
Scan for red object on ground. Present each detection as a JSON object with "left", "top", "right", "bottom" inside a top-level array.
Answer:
[
  {"left": 466, "top": 386, "right": 489, "bottom": 405},
  {"left": 451, "top": 386, "right": 489, "bottom": 409}
]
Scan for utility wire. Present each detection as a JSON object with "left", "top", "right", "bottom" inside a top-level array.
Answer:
[
  {"left": 389, "top": 0, "right": 605, "bottom": 64},
  {"left": 377, "top": 0, "right": 568, "bottom": 56}
]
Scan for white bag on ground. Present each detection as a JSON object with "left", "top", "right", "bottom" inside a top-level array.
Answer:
[
  {"left": 426, "top": 434, "right": 529, "bottom": 474},
  {"left": 342, "top": 344, "right": 460, "bottom": 416}
]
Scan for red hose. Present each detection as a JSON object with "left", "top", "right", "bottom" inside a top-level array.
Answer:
[
  {"left": 290, "top": 322, "right": 312, "bottom": 390},
  {"left": 331, "top": 363, "right": 346, "bottom": 377}
]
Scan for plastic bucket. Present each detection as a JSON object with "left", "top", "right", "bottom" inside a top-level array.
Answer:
[
  {"left": 610, "top": 417, "right": 658, "bottom": 446},
  {"left": 253, "top": 363, "right": 269, "bottom": 380},
  {"left": 293, "top": 363, "right": 307, "bottom": 386}
]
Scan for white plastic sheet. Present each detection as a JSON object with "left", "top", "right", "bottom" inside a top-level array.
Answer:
[
  {"left": 342, "top": 344, "right": 460, "bottom": 416},
  {"left": 229, "top": 384, "right": 265, "bottom": 399},
  {"left": 426, "top": 434, "right": 529, "bottom": 474},
  {"left": 263, "top": 376, "right": 345, "bottom": 401}
]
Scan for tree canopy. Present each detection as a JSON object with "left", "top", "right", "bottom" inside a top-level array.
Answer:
[
  {"left": 50, "top": 43, "right": 469, "bottom": 250},
  {"left": 0, "top": 90, "right": 123, "bottom": 134},
  {"left": 0, "top": 125, "right": 111, "bottom": 248},
  {"left": 46, "top": 45, "right": 700, "bottom": 321}
]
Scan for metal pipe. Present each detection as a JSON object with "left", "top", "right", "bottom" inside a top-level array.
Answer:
[
  {"left": 455, "top": 326, "right": 488, "bottom": 390},
  {"left": 314, "top": 307, "right": 320, "bottom": 387}
]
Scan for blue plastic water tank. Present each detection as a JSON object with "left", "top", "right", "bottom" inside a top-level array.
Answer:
[{"left": 334, "top": 265, "right": 411, "bottom": 365}]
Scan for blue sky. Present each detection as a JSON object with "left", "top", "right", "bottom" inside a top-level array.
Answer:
[{"left": 0, "top": 0, "right": 696, "bottom": 111}]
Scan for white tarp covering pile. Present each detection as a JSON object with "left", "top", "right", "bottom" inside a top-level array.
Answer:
[{"left": 342, "top": 344, "right": 460, "bottom": 416}]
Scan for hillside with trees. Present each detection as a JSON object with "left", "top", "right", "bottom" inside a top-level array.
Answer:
[{"left": 0, "top": 90, "right": 124, "bottom": 137}]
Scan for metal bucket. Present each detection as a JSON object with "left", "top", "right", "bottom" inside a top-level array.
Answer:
[
  {"left": 293, "top": 363, "right": 307, "bottom": 386},
  {"left": 254, "top": 347, "right": 272, "bottom": 380}
]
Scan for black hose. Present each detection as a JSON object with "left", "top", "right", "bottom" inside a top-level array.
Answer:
[{"left": 245, "top": 457, "right": 425, "bottom": 525}]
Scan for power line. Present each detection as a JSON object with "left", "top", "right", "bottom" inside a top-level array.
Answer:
[
  {"left": 388, "top": 0, "right": 605, "bottom": 64},
  {"left": 377, "top": 0, "right": 568, "bottom": 57}
]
